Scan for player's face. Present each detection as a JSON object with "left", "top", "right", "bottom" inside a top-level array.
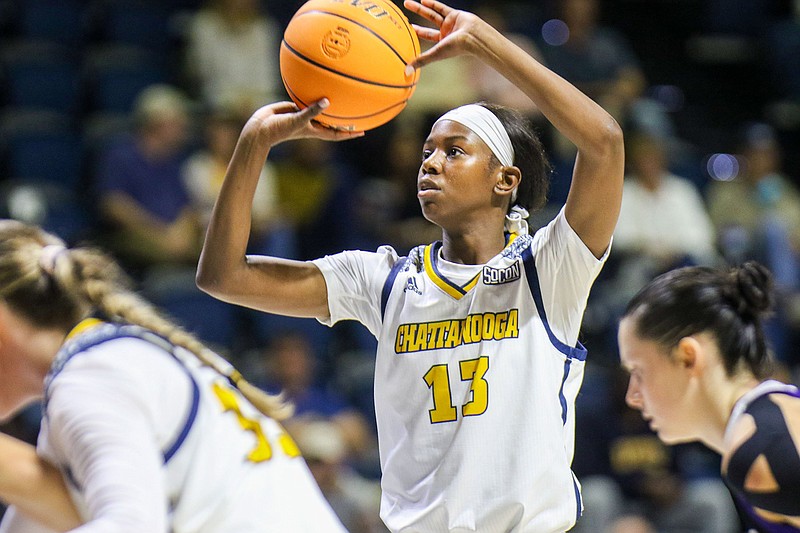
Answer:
[
  {"left": 618, "top": 317, "right": 695, "bottom": 444},
  {"left": 0, "top": 302, "right": 40, "bottom": 421},
  {"left": 417, "top": 120, "right": 502, "bottom": 228}
]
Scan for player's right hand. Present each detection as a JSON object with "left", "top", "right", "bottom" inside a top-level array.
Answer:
[{"left": 245, "top": 100, "right": 365, "bottom": 145}]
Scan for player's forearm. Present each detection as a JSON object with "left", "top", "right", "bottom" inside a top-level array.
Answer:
[
  {"left": 0, "top": 434, "right": 81, "bottom": 531},
  {"left": 197, "top": 126, "right": 271, "bottom": 296},
  {"left": 470, "top": 21, "right": 622, "bottom": 158},
  {"left": 472, "top": 21, "right": 623, "bottom": 255}
]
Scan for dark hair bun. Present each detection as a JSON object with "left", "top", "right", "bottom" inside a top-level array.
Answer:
[{"left": 733, "top": 261, "right": 773, "bottom": 317}]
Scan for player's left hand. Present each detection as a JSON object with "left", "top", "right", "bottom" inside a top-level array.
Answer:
[{"left": 403, "top": 0, "right": 485, "bottom": 73}]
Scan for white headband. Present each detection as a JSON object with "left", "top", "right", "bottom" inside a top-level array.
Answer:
[{"left": 434, "top": 104, "right": 515, "bottom": 168}]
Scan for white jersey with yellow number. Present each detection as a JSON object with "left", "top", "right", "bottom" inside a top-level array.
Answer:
[
  {"left": 0, "top": 322, "right": 346, "bottom": 533},
  {"left": 314, "top": 208, "right": 608, "bottom": 533}
]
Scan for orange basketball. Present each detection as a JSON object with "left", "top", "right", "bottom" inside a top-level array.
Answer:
[{"left": 280, "top": 0, "right": 420, "bottom": 132}]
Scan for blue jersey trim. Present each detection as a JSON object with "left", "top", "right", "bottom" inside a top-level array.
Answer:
[
  {"left": 64, "top": 465, "right": 82, "bottom": 492},
  {"left": 559, "top": 359, "right": 572, "bottom": 424},
  {"left": 573, "top": 473, "right": 583, "bottom": 524},
  {"left": 163, "top": 368, "right": 200, "bottom": 463},
  {"left": 522, "top": 247, "right": 587, "bottom": 430},
  {"left": 427, "top": 242, "right": 468, "bottom": 296},
  {"left": 381, "top": 257, "right": 407, "bottom": 320},
  {"left": 521, "top": 247, "right": 588, "bottom": 361},
  {"left": 45, "top": 323, "right": 201, "bottom": 464}
]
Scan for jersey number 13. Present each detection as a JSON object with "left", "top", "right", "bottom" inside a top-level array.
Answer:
[{"left": 423, "top": 356, "right": 489, "bottom": 423}]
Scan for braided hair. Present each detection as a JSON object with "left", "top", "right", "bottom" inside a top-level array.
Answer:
[{"left": 0, "top": 219, "right": 291, "bottom": 420}]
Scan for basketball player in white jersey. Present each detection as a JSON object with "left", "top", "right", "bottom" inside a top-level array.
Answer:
[
  {"left": 619, "top": 261, "right": 800, "bottom": 532},
  {"left": 197, "top": 0, "right": 624, "bottom": 530},
  {"left": 0, "top": 219, "right": 346, "bottom": 532}
]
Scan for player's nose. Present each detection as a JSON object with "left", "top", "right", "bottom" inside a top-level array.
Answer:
[{"left": 625, "top": 380, "right": 643, "bottom": 410}]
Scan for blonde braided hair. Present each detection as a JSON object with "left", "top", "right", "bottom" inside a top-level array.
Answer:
[{"left": 0, "top": 219, "right": 291, "bottom": 420}]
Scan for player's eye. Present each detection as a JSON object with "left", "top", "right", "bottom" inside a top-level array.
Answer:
[{"left": 447, "top": 147, "right": 464, "bottom": 157}]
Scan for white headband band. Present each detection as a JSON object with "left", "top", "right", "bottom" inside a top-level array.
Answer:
[{"left": 434, "top": 104, "right": 515, "bottom": 168}]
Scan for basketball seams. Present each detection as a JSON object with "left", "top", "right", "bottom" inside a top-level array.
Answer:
[
  {"left": 281, "top": 40, "right": 416, "bottom": 89},
  {"left": 321, "top": 100, "right": 409, "bottom": 121},
  {"left": 381, "top": 0, "right": 420, "bottom": 57},
  {"left": 290, "top": 9, "right": 412, "bottom": 67},
  {"left": 284, "top": 81, "right": 409, "bottom": 122},
  {"left": 280, "top": 0, "right": 420, "bottom": 130}
]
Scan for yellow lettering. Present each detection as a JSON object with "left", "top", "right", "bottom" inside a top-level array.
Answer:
[
  {"left": 494, "top": 312, "right": 507, "bottom": 340},
  {"left": 482, "top": 313, "right": 495, "bottom": 341},
  {"left": 395, "top": 309, "right": 519, "bottom": 353},
  {"left": 404, "top": 324, "right": 414, "bottom": 352},
  {"left": 469, "top": 315, "right": 482, "bottom": 341},
  {"left": 414, "top": 322, "right": 428, "bottom": 351},
  {"left": 428, "top": 322, "right": 444, "bottom": 349},
  {"left": 445, "top": 320, "right": 461, "bottom": 348},
  {"left": 278, "top": 432, "right": 302, "bottom": 458},
  {"left": 507, "top": 309, "right": 519, "bottom": 338},
  {"left": 395, "top": 324, "right": 407, "bottom": 353}
]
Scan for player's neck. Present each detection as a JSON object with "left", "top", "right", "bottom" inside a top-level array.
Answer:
[
  {"left": 701, "top": 373, "right": 761, "bottom": 453},
  {"left": 440, "top": 230, "right": 507, "bottom": 265}
]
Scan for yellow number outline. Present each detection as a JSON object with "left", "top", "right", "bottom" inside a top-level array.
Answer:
[
  {"left": 423, "top": 356, "right": 490, "bottom": 424},
  {"left": 212, "top": 381, "right": 301, "bottom": 462},
  {"left": 460, "top": 356, "right": 489, "bottom": 417}
]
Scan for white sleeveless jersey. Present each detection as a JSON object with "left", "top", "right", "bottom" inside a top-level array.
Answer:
[
  {"left": 314, "top": 209, "right": 608, "bottom": 533},
  {"left": 0, "top": 322, "right": 345, "bottom": 533}
]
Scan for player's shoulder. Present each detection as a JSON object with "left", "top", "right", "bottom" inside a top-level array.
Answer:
[
  {"left": 49, "top": 323, "right": 176, "bottom": 386},
  {"left": 723, "top": 384, "right": 800, "bottom": 489}
]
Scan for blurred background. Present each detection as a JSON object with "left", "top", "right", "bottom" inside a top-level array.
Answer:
[{"left": 1, "top": 0, "right": 799, "bottom": 531}]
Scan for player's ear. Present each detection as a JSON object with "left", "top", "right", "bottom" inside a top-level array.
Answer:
[
  {"left": 675, "top": 336, "right": 702, "bottom": 375},
  {"left": 495, "top": 166, "right": 521, "bottom": 197}
]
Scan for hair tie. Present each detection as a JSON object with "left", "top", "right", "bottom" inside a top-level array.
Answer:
[
  {"left": 505, "top": 205, "right": 529, "bottom": 235},
  {"left": 39, "top": 245, "right": 67, "bottom": 276}
]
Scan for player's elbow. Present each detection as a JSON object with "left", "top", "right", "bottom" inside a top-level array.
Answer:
[
  {"left": 195, "top": 263, "right": 230, "bottom": 299},
  {"left": 598, "top": 116, "right": 624, "bottom": 154},
  {"left": 580, "top": 116, "right": 624, "bottom": 166}
]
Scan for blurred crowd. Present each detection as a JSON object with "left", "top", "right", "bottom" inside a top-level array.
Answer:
[{"left": 1, "top": 0, "right": 799, "bottom": 531}]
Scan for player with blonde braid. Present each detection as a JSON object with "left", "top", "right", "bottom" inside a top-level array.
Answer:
[{"left": 0, "top": 219, "right": 345, "bottom": 532}]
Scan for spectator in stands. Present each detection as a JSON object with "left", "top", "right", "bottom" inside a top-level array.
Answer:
[
  {"left": 183, "top": 0, "right": 283, "bottom": 115},
  {"left": 182, "top": 106, "right": 295, "bottom": 258},
  {"left": 707, "top": 122, "right": 800, "bottom": 280},
  {"left": 257, "top": 331, "right": 374, "bottom": 464},
  {"left": 706, "top": 122, "right": 800, "bottom": 366},
  {"left": 538, "top": 0, "right": 647, "bottom": 212},
  {"left": 292, "top": 419, "right": 385, "bottom": 533},
  {"left": 468, "top": 5, "right": 545, "bottom": 116},
  {"left": 578, "top": 132, "right": 717, "bottom": 367},
  {"left": 271, "top": 137, "right": 359, "bottom": 260},
  {"left": 540, "top": 0, "right": 646, "bottom": 123},
  {"left": 353, "top": 124, "right": 440, "bottom": 255},
  {"left": 93, "top": 84, "right": 202, "bottom": 279},
  {"left": 613, "top": 131, "right": 718, "bottom": 279}
]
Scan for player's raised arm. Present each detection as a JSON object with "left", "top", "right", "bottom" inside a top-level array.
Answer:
[
  {"left": 404, "top": 0, "right": 624, "bottom": 257},
  {"left": 196, "top": 100, "right": 362, "bottom": 319}
]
